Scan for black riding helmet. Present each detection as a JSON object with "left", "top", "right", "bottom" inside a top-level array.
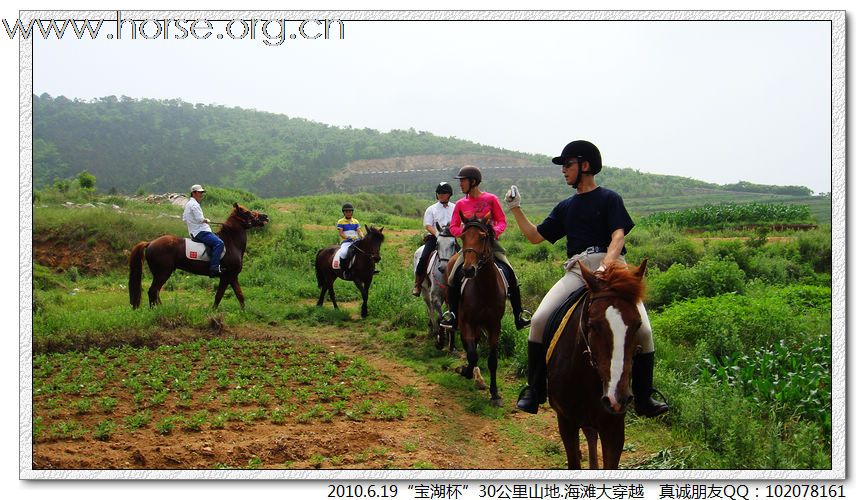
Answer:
[
  {"left": 454, "top": 165, "right": 482, "bottom": 184},
  {"left": 435, "top": 181, "right": 453, "bottom": 196},
  {"left": 342, "top": 202, "right": 354, "bottom": 212},
  {"left": 552, "top": 140, "right": 603, "bottom": 175}
]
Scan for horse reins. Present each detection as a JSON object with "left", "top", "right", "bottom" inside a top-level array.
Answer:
[
  {"left": 460, "top": 220, "right": 493, "bottom": 271},
  {"left": 578, "top": 290, "right": 621, "bottom": 369}
]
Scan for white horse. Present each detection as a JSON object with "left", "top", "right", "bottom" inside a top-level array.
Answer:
[{"left": 413, "top": 223, "right": 460, "bottom": 350}]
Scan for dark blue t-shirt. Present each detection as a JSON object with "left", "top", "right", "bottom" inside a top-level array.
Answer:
[{"left": 536, "top": 186, "right": 635, "bottom": 257}]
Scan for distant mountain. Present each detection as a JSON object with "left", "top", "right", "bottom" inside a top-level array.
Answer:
[{"left": 33, "top": 94, "right": 813, "bottom": 200}]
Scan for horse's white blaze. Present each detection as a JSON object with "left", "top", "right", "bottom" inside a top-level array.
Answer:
[{"left": 604, "top": 306, "right": 628, "bottom": 403}]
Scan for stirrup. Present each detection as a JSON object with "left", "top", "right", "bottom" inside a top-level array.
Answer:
[
  {"left": 513, "top": 310, "right": 532, "bottom": 329},
  {"left": 440, "top": 311, "right": 456, "bottom": 329}
]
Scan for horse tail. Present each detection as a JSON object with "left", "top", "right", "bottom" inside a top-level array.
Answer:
[{"left": 129, "top": 241, "right": 149, "bottom": 309}]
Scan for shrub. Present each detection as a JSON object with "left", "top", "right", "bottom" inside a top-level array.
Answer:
[
  {"left": 648, "top": 258, "right": 745, "bottom": 308},
  {"left": 653, "top": 293, "right": 804, "bottom": 361},
  {"left": 796, "top": 229, "right": 832, "bottom": 274}
]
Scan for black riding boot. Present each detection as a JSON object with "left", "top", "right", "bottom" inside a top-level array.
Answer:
[
  {"left": 501, "top": 262, "right": 532, "bottom": 329},
  {"left": 632, "top": 352, "right": 669, "bottom": 417},
  {"left": 440, "top": 282, "right": 460, "bottom": 329},
  {"left": 516, "top": 341, "right": 547, "bottom": 414},
  {"left": 340, "top": 257, "right": 351, "bottom": 280}
]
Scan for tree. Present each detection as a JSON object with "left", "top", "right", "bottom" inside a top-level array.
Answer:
[{"left": 76, "top": 170, "right": 96, "bottom": 190}]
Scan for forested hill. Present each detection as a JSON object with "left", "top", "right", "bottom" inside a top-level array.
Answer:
[
  {"left": 33, "top": 94, "right": 543, "bottom": 197},
  {"left": 33, "top": 94, "right": 814, "bottom": 200}
]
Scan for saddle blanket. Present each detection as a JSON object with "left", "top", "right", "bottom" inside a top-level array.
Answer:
[
  {"left": 413, "top": 247, "right": 439, "bottom": 276},
  {"left": 331, "top": 253, "right": 356, "bottom": 270},
  {"left": 544, "top": 288, "right": 588, "bottom": 363},
  {"left": 184, "top": 239, "right": 226, "bottom": 261}
]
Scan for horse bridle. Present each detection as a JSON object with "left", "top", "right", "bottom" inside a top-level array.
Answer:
[
  {"left": 578, "top": 290, "right": 622, "bottom": 370},
  {"left": 351, "top": 239, "right": 381, "bottom": 262},
  {"left": 460, "top": 220, "right": 493, "bottom": 271}
]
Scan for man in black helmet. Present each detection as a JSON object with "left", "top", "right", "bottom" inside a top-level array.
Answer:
[
  {"left": 412, "top": 182, "right": 456, "bottom": 296},
  {"left": 505, "top": 140, "right": 669, "bottom": 418}
]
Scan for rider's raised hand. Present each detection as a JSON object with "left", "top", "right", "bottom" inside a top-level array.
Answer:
[{"left": 504, "top": 185, "right": 521, "bottom": 210}]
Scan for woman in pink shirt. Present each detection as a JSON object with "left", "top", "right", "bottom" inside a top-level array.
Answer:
[{"left": 440, "top": 165, "right": 532, "bottom": 330}]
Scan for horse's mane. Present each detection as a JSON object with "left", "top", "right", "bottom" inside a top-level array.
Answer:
[
  {"left": 222, "top": 204, "right": 250, "bottom": 230},
  {"left": 596, "top": 263, "right": 646, "bottom": 304},
  {"left": 365, "top": 225, "right": 384, "bottom": 241}
]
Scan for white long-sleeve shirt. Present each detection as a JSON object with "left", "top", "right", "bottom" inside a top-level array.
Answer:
[
  {"left": 182, "top": 198, "right": 212, "bottom": 236},
  {"left": 423, "top": 201, "right": 455, "bottom": 233}
]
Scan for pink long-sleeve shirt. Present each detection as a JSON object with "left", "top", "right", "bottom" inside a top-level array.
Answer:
[{"left": 449, "top": 191, "right": 507, "bottom": 239}]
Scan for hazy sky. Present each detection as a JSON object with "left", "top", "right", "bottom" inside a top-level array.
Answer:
[{"left": 33, "top": 16, "right": 832, "bottom": 193}]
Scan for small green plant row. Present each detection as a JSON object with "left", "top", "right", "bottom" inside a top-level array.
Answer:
[
  {"left": 34, "top": 397, "right": 409, "bottom": 444},
  {"left": 700, "top": 335, "right": 830, "bottom": 439},
  {"left": 642, "top": 202, "right": 811, "bottom": 228}
]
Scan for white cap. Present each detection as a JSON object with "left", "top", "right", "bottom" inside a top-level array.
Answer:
[{"left": 190, "top": 184, "right": 205, "bottom": 193}]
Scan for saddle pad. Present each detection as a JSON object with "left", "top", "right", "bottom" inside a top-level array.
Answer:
[
  {"left": 332, "top": 253, "right": 356, "bottom": 270},
  {"left": 425, "top": 250, "right": 439, "bottom": 276},
  {"left": 544, "top": 288, "right": 589, "bottom": 364},
  {"left": 184, "top": 239, "right": 226, "bottom": 261}
]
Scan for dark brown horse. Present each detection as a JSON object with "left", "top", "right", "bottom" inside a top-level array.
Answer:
[
  {"left": 547, "top": 259, "right": 648, "bottom": 469},
  {"left": 314, "top": 225, "right": 384, "bottom": 318},
  {"left": 128, "top": 203, "right": 269, "bottom": 309},
  {"left": 445, "top": 214, "right": 507, "bottom": 406}
]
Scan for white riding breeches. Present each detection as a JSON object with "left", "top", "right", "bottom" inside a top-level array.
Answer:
[
  {"left": 337, "top": 240, "right": 354, "bottom": 259},
  {"left": 527, "top": 251, "right": 654, "bottom": 354}
]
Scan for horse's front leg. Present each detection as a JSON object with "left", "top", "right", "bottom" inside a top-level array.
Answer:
[
  {"left": 583, "top": 427, "right": 599, "bottom": 469},
  {"left": 556, "top": 414, "right": 582, "bottom": 470},
  {"left": 487, "top": 343, "right": 503, "bottom": 406},
  {"left": 356, "top": 279, "right": 370, "bottom": 318},
  {"left": 213, "top": 276, "right": 230, "bottom": 309},
  {"left": 229, "top": 278, "right": 245, "bottom": 309},
  {"left": 599, "top": 418, "right": 625, "bottom": 469}
]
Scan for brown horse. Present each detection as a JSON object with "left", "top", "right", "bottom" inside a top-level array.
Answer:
[
  {"left": 547, "top": 259, "right": 648, "bottom": 469},
  {"left": 446, "top": 214, "right": 507, "bottom": 406},
  {"left": 314, "top": 225, "right": 384, "bottom": 318},
  {"left": 128, "top": 203, "right": 269, "bottom": 309}
]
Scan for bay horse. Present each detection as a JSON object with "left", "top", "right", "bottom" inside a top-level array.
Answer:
[
  {"left": 128, "top": 203, "right": 269, "bottom": 309},
  {"left": 413, "top": 223, "right": 460, "bottom": 351},
  {"left": 547, "top": 259, "right": 648, "bottom": 469},
  {"left": 445, "top": 214, "right": 506, "bottom": 406},
  {"left": 314, "top": 226, "right": 384, "bottom": 318}
]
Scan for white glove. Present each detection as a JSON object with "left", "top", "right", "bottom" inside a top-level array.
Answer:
[{"left": 505, "top": 185, "right": 521, "bottom": 210}]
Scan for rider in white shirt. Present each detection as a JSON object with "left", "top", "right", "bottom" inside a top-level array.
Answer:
[
  {"left": 182, "top": 184, "right": 224, "bottom": 277},
  {"left": 412, "top": 182, "right": 455, "bottom": 296}
]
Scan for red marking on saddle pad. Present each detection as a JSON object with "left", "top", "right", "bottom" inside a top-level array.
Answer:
[{"left": 190, "top": 251, "right": 198, "bottom": 259}]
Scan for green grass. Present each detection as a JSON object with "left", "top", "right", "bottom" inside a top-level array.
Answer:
[{"left": 31, "top": 191, "right": 833, "bottom": 469}]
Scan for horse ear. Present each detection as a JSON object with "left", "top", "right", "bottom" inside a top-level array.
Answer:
[
  {"left": 483, "top": 213, "right": 492, "bottom": 224},
  {"left": 635, "top": 258, "right": 648, "bottom": 279},
  {"left": 233, "top": 203, "right": 238, "bottom": 209},
  {"left": 460, "top": 211, "right": 468, "bottom": 224},
  {"left": 578, "top": 260, "right": 602, "bottom": 293},
  {"left": 365, "top": 224, "right": 369, "bottom": 233},
  {"left": 436, "top": 222, "right": 442, "bottom": 232}
]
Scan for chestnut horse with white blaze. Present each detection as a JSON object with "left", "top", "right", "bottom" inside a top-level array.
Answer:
[{"left": 547, "top": 259, "right": 648, "bottom": 469}]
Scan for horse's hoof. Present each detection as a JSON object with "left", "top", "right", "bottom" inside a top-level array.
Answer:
[{"left": 491, "top": 398, "right": 504, "bottom": 408}]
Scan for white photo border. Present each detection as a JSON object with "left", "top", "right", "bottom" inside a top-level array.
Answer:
[{"left": 19, "top": 9, "right": 846, "bottom": 480}]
